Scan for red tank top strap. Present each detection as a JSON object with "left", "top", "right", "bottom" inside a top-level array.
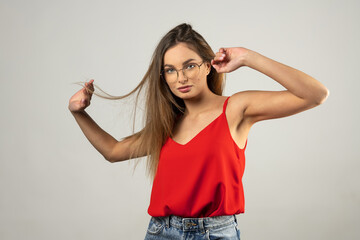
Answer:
[{"left": 222, "top": 96, "right": 231, "bottom": 113}]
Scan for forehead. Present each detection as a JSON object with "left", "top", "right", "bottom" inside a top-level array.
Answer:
[{"left": 163, "top": 42, "right": 201, "bottom": 66}]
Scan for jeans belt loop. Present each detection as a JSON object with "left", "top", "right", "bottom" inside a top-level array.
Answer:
[
  {"left": 199, "top": 218, "right": 205, "bottom": 233},
  {"left": 233, "top": 214, "right": 238, "bottom": 224},
  {"left": 165, "top": 216, "right": 170, "bottom": 228}
]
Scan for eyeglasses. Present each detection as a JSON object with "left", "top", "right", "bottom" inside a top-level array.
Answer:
[{"left": 161, "top": 62, "right": 204, "bottom": 82}]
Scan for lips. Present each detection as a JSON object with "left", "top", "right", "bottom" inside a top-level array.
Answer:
[
  {"left": 177, "top": 85, "right": 192, "bottom": 90},
  {"left": 178, "top": 85, "right": 192, "bottom": 93}
]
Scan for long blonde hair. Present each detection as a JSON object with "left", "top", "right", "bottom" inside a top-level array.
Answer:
[{"left": 85, "top": 23, "right": 225, "bottom": 181}]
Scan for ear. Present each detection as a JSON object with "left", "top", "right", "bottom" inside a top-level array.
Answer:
[{"left": 205, "top": 62, "right": 211, "bottom": 75}]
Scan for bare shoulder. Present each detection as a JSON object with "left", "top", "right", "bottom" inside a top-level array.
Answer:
[
  {"left": 226, "top": 91, "right": 250, "bottom": 125},
  {"left": 225, "top": 92, "right": 252, "bottom": 149}
]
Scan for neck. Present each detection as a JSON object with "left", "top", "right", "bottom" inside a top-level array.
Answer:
[{"left": 182, "top": 90, "right": 221, "bottom": 117}]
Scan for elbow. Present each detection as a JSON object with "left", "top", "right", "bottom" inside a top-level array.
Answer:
[
  {"left": 104, "top": 155, "right": 114, "bottom": 163},
  {"left": 104, "top": 153, "right": 124, "bottom": 163},
  {"left": 313, "top": 87, "right": 330, "bottom": 105},
  {"left": 104, "top": 151, "right": 116, "bottom": 163},
  {"left": 104, "top": 142, "right": 119, "bottom": 163},
  {"left": 318, "top": 88, "right": 330, "bottom": 105}
]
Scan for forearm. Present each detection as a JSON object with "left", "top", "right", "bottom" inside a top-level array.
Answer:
[
  {"left": 71, "top": 110, "right": 117, "bottom": 161},
  {"left": 244, "top": 50, "right": 329, "bottom": 104}
]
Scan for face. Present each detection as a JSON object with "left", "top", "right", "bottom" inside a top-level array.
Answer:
[{"left": 162, "top": 42, "right": 211, "bottom": 99}]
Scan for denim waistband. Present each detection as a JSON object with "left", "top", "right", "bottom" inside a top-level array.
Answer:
[{"left": 153, "top": 214, "right": 237, "bottom": 232}]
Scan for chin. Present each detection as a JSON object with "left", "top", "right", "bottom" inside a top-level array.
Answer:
[
  {"left": 171, "top": 88, "right": 199, "bottom": 100},
  {"left": 177, "top": 94, "right": 198, "bottom": 101}
]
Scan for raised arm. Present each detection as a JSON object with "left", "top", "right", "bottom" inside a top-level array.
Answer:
[
  {"left": 68, "top": 80, "right": 146, "bottom": 162},
  {"left": 211, "top": 47, "right": 329, "bottom": 124}
]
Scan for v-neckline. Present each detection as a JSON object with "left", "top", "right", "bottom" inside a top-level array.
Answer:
[{"left": 169, "top": 112, "right": 224, "bottom": 146}]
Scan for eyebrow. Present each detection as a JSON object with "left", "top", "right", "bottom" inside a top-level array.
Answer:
[{"left": 164, "top": 58, "right": 196, "bottom": 68}]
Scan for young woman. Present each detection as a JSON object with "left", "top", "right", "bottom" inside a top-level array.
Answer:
[{"left": 68, "top": 23, "right": 329, "bottom": 240}]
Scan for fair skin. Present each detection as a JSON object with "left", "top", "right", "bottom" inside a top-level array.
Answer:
[
  {"left": 163, "top": 43, "right": 329, "bottom": 149},
  {"left": 68, "top": 42, "right": 329, "bottom": 161},
  {"left": 69, "top": 80, "right": 145, "bottom": 162}
]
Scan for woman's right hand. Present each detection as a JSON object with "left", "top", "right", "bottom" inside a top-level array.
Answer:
[{"left": 68, "top": 79, "right": 94, "bottom": 113}]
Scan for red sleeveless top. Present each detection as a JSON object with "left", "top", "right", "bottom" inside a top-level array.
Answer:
[{"left": 147, "top": 96, "right": 247, "bottom": 218}]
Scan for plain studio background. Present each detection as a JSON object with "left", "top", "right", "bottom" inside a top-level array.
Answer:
[{"left": 0, "top": 0, "right": 359, "bottom": 239}]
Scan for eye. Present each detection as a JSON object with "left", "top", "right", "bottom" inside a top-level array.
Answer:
[
  {"left": 164, "top": 68, "right": 175, "bottom": 74},
  {"left": 185, "top": 64, "right": 196, "bottom": 70}
]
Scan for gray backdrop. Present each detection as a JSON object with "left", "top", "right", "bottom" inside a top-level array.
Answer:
[{"left": 1, "top": 0, "right": 359, "bottom": 239}]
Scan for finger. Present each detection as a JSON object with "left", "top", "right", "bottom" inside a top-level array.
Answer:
[
  {"left": 89, "top": 80, "right": 94, "bottom": 89},
  {"left": 83, "top": 87, "right": 91, "bottom": 97},
  {"left": 215, "top": 52, "right": 226, "bottom": 61},
  {"left": 212, "top": 64, "right": 222, "bottom": 73},
  {"left": 211, "top": 60, "right": 221, "bottom": 67},
  {"left": 213, "top": 56, "right": 224, "bottom": 63},
  {"left": 85, "top": 82, "right": 93, "bottom": 94},
  {"left": 215, "top": 51, "right": 226, "bottom": 57},
  {"left": 216, "top": 52, "right": 226, "bottom": 58},
  {"left": 214, "top": 66, "right": 225, "bottom": 73},
  {"left": 211, "top": 59, "right": 219, "bottom": 67},
  {"left": 89, "top": 82, "right": 94, "bottom": 91},
  {"left": 211, "top": 60, "right": 227, "bottom": 73},
  {"left": 87, "top": 81, "right": 95, "bottom": 92},
  {"left": 84, "top": 83, "right": 89, "bottom": 93},
  {"left": 211, "top": 62, "right": 217, "bottom": 69}
]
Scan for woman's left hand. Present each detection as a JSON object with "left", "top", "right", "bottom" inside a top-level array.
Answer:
[{"left": 211, "top": 47, "right": 250, "bottom": 73}]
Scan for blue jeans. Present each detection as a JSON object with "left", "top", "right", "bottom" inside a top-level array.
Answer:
[{"left": 144, "top": 214, "right": 241, "bottom": 240}]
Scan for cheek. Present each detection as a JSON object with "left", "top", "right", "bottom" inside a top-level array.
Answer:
[
  {"left": 167, "top": 81, "right": 176, "bottom": 89},
  {"left": 198, "top": 72, "right": 208, "bottom": 84},
  {"left": 165, "top": 82, "right": 178, "bottom": 95}
]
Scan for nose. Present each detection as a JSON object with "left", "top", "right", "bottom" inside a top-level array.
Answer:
[{"left": 178, "top": 70, "right": 188, "bottom": 82}]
